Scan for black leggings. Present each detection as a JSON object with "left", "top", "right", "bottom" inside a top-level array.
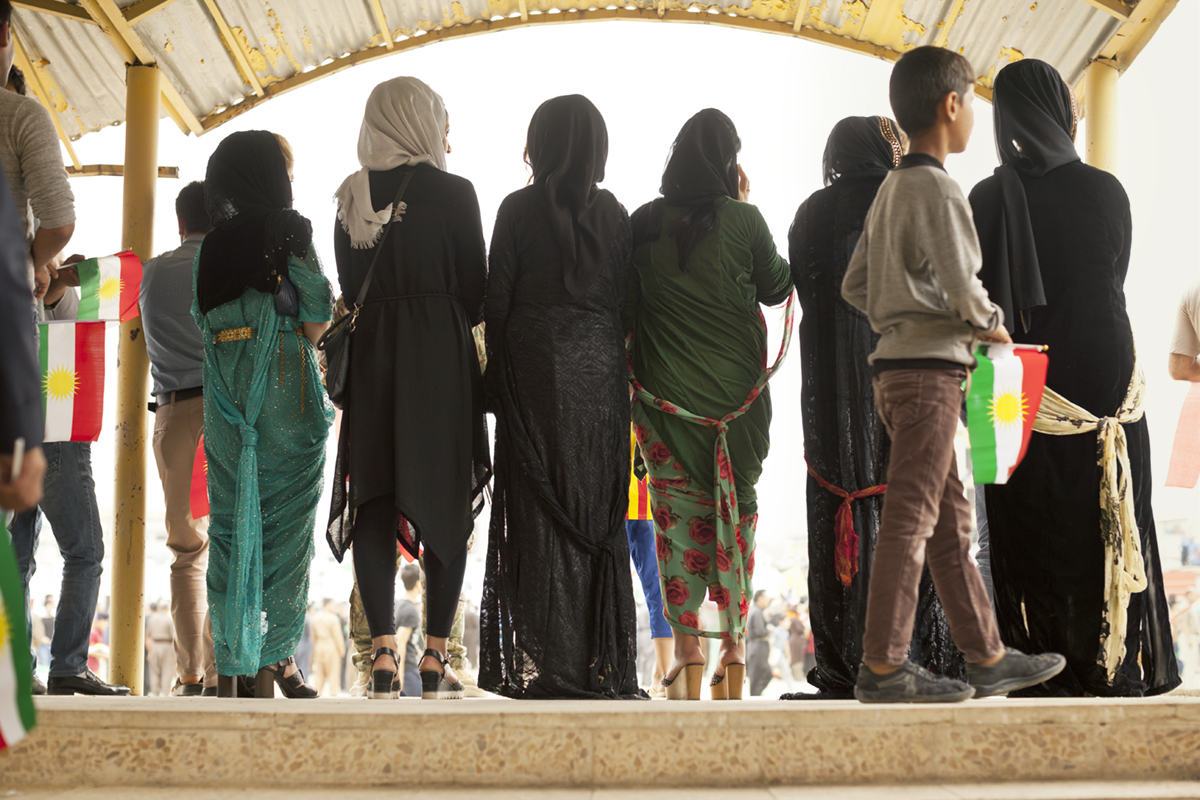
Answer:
[{"left": 353, "top": 494, "right": 466, "bottom": 640}]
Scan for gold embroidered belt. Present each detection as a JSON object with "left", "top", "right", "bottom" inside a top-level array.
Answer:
[{"left": 213, "top": 327, "right": 302, "bottom": 344}]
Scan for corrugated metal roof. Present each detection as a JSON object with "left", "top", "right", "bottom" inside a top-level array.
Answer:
[{"left": 8, "top": 0, "right": 1178, "bottom": 146}]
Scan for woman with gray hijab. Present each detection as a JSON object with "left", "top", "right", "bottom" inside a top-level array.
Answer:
[{"left": 327, "top": 76, "right": 490, "bottom": 700}]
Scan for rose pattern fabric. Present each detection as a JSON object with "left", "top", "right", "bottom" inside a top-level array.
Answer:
[{"left": 629, "top": 292, "right": 795, "bottom": 639}]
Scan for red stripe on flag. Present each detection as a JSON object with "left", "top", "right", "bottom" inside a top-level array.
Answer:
[
  {"left": 637, "top": 478, "right": 650, "bottom": 520},
  {"left": 71, "top": 323, "right": 105, "bottom": 442},
  {"left": 1010, "top": 348, "right": 1049, "bottom": 479},
  {"left": 118, "top": 251, "right": 142, "bottom": 322},
  {"left": 190, "top": 434, "right": 209, "bottom": 519}
]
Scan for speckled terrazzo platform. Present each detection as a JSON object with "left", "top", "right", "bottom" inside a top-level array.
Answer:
[{"left": 0, "top": 696, "right": 1196, "bottom": 789}]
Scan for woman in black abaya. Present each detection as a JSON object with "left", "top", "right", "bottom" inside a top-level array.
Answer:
[
  {"left": 479, "top": 95, "right": 642, "bottom": 699},
  {"left": 970, "top": 59, "right": 1178, "bottom": 696},
  {"left": 785, "top": 117, "right": 966, "bottom": 699}
]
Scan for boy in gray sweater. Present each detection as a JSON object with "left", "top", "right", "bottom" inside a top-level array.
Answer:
[{"left": 842, "top": 46, "right": 1064, "bottom": 703}]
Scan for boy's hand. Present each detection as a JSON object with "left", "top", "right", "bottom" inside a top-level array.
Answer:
[{"left": 978, "top": 327, "right": 1013, "bottom": 344}]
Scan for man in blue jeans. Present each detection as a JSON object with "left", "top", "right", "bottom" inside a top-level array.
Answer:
[{"left": 10, "top": 275, "right": 129, "bottom": 696}]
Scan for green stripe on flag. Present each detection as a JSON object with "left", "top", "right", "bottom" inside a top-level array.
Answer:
[
  {"left": 967, "top": 347, "right": 998, "bottom": 484},
  {"left": 0, "top": 515, "right": 37, "bottom": 733},
  {"left": 76, "top": 261, "right": 100, "bottom": 320},
  {"left": 37, "top": 324, "right": 47, "bottom": 426}
]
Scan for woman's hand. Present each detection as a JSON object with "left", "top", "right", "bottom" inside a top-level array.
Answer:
[{"left": 737, "top": 165, "right": 751, "bottom": 202}]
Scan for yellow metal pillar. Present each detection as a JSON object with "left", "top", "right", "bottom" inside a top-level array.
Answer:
[
  {"left": 109, "top": 63, "right": 159, "bottom": 695},
  {"left": 1086, "top": 58, "right": 1119, "bottom": 175}
]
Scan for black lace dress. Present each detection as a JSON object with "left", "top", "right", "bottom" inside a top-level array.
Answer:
[
  {"left": 791, "top": 174, "right": 966, "bottom": 697},
  {"left": 479, "top": 186, "right": 643, "bottom": 699}
]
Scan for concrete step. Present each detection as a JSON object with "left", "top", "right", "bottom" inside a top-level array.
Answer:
[
  {"left": 0, "top": 696, "right": 1196, "bottom": 790},
  {"left": 2, "top": 784, "right": 1199, "bottom": 799}
]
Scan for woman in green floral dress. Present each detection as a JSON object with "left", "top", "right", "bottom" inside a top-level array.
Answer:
[
  {"left": 625, "top": 110, "right": 793, "bottom": 699},
  {"left": 192, "top": 131, "right": 335, "bottom": 697}
]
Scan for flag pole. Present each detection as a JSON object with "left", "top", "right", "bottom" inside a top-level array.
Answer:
[{"left": 109, "top": 62, "right": 158, "bottom": 696}]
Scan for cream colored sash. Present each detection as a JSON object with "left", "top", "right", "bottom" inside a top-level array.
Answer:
[{"left": 1032, "top": 362, "right": 1148, "bottom": 678}]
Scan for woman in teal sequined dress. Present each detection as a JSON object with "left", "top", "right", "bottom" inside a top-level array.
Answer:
[{"left": 192, "top": 131, "right": 334, "bottom": 697}]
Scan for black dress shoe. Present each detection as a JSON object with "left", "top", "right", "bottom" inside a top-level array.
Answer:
[
  {"left": 30, "top": 674, "right": 46, "bottom": 695},
  {"left": 171, "top": 679, "right": 205, "bottom": 697},
  {"left": 47, "top": 669, "right": 132, "bottom": 696}
]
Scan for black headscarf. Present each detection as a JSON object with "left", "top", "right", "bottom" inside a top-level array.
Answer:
[
  {"left": 632, "top": 109, "right": 740, "bottom": 260},
  {"left": 196, "top": 130, "right": 313, "bottom": 315},
  {"left": 980, "top": 59, "right": 1080, "bottom": 333},
  {"left": 822, "top": 116, "right": 902, "bottom": 186},
  {"left": 526, "top": 95, "right": 623, "bottom": 298}
]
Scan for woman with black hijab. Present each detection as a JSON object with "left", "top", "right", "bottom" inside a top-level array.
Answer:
[
  {"left": 626, "top": 109, "right": 793, "bottom": 700},
  {"left": 479, "top": 95, "right": 641, "bottom": 700},
  {"left": 785, "top": 117, "right": 965, "bottom": 700},
  {"left": 329, "top": 77, "right": 490, "bottom": 700},
  {"left": 970, "top": 59, "right": 1179, "bottom": 696},
  {"left": 192, "top": 130, "right": 334, "bottom": 698}
]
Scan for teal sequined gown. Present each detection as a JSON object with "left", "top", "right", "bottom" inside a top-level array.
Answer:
[{"left": 191, "top": 246, "right": 334, "bottom": 676}]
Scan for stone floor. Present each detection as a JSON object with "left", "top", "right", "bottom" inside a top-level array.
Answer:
[{"left": 2, "top": 783, "right": 1199, "bottom": 799}]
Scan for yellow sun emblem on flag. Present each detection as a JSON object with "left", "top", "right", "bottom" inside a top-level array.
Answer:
[
  {"left": 0, "top": 604, "right": 8, "bottom": 653},
  {"left": 988, "top": 390, "right": 1028, "bottom": 428},
  {"left": 44, "top": 365, "right": 78, "bottom": 401},
  {"left": 98, "top": 275, "right": 123, "bottom": 302}
]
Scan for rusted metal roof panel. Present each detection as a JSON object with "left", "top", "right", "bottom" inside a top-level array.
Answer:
[{"left": 7, "top": 0, "right": 1176, "bottom": 144}]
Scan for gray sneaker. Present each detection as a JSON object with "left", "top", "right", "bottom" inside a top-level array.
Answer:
[
  {"left": 967, "top": 648, "right": 1066, "bottom": 698},
  {"left": 854, "top": 660, "right": 975, "bottom": 704}
]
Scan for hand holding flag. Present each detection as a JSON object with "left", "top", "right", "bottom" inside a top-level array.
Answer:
[
  {"left": 71, "top": 251, "right": 142, "bottom": 322},
  {"left": 966, "top": 343, "right": 1049, "bottom": 485}
]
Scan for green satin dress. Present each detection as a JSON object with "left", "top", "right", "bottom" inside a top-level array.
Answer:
[
  {"left": 191, "top": 245, "right": 334, "bottom": 676},
  {"left": 625, "top": 198, "right": 792, "bottom": 640}
]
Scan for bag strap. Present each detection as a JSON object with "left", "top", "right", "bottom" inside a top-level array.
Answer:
[{"left": 350, "top": 165, "right": 419, "bottom": 316}]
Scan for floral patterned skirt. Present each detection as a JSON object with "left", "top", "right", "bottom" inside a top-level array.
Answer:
[{"left": 633, "top": 409, "right": 757, "bottom": 640}]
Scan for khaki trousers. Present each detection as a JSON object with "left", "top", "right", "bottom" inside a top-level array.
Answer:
[
  {"left": 863, "top": 369, "right": 1003, "bottom": 667},
  {"left": 311, "top": 648, "right": 342, "bottom": 696},
  {"left": 151, "top": 394, "right": 217, "bottom": 686},
  {"left": 148, "top": 641, "right": 176, "bottom": 696}
]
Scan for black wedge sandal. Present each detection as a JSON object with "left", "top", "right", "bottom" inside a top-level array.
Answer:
[
  {"left": 419, "top": 648, "right": 464, "bottom": 700},
  {"left": 216, "top": 674, "right": 257, "bottom": 698},
  {"left": 255, "top": 656, "right": 318, "bottom": 699},
  {"left": 370, "top": 647, "right": 401, "bottom": 700}
]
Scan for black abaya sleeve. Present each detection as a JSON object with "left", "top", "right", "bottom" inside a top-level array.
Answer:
[
  {"left": 453, "top": 180, "right": 488, "bottom": 326},
  {"left": 485, "top": 196, "right": 518, "bottom": 406}
]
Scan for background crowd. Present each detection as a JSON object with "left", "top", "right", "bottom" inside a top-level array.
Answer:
[{"left": 2, "top": 0, "right": 1200, "bottom": 700}]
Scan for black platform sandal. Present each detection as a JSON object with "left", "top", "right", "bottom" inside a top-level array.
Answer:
[
  {"left": 419, "top": 648, "right": 464, "bottom": 700},
  {"left": 370, "top": 647, "right": 401, "bottom": 700},
  {"left": 255, "top": 656, "right": 318, "bottom": 699},
  {"left": 216, "top": 674, "right": 257, "bottom": 697}
]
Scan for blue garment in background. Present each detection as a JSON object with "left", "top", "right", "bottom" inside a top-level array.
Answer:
[{"left": 627, "top": 519, "right": 671, "bottom": 639}]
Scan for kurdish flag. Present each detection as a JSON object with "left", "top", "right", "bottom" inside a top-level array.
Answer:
[
  {"left": 0, "top": 514, "right": 36, "bottom": 749},
  {"left": 966, "top": 343, "right": 1049, "bottom": 485},
  {"left": 39, "top": 321, "right": 106, "bottom": 443},
  {"left": 76, "top": 251, "right": 142, "bottom": 322},
  {"left": 190, "top": 435, "right": 209, "bottom": 520}
]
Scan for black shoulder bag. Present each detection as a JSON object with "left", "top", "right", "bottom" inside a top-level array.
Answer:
[{"left": 319, "top": 166, "right": 417, "bottom": 408}]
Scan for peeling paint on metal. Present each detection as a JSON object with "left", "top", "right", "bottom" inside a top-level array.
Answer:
[{"left": 999, "top": 45, "right": 1024, "bottom": 62}]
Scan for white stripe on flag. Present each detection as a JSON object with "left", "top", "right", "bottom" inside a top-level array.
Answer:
[
  {"left": 43, "top": 323, "right": 75, "bottom": 443},
  {"left": 95, "top": 256, "right": 121, "bottom": 322},
  {"left": 0, "top": 595, "right": 28, "bottom": 748},
  {"left": 991, "top": 355, "right": 1024, "bottom": 481}
]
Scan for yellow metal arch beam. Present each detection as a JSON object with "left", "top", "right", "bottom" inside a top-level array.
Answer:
[
  {"left": 12, "top": 0, "right": 96, "bottom": 25},
  {"left": 199, "top": 0, "right": 265, "bottom": 97},
  {"left": 11, "top": 29, "right": 81, "bottom": 169},
  {"left": 122, "top": 0, "right": 185, "bottom": 25},
  {"left": 77, "top": 0, "right": 204, "bottom": 136}
]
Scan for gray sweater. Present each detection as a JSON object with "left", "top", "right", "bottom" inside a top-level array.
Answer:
[{"left": 842, "top": 157, "right": 1001, "bottom": 367}]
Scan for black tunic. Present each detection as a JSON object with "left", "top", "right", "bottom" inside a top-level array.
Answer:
[
  {"left": 329, "top": 164, "right": 491, "bottom": 566},
  {"left": 971, "top": 160, "right": 1179, "bottom": 696},
  {"left": 478, "top": 186, "right": 641, "bottom": 699},
  {"left": 791, "top": 175, "right": 965, "bottom": 697}
]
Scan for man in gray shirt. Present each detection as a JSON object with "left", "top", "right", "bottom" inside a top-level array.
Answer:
[
  {"left": 141, "top": 181, "right": 215, "bottom": 697},
  {"left": 2, "top": 2, "right": 127, "bottom": 697},
  {"left": 0, "top": 2, "right": 73, "bottom": 299}
]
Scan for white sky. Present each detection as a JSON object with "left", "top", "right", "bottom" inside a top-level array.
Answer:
[{"left": 33, "top": 9, "right": 1200, "bottom": 609}]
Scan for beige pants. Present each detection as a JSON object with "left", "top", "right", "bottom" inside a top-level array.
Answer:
[
  {"left": 148, "top": 641, "right": 176, "bottom": 696},
  {"left": 152, "top": 394, "right": 217, "bottom": 686},
  {"left": 311, "top": 648, "right": 342, "bottom": 696}
]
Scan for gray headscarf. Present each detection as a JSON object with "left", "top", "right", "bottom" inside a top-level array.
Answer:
[{"left": 334, "top": 76, "right": 448, "bottom": 249}]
